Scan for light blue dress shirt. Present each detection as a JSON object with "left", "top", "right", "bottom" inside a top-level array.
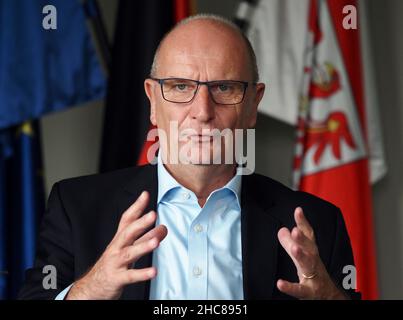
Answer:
[
  {"left": 56, "top": 156, "right": 243, "bottom": 300},
  {"left": 149, "top": 156, "right": 243, "bottom": 300}
]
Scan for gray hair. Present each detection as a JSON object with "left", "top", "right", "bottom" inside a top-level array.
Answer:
[{"left": 150, "top": 13, "right": 259, "bottom": 82}]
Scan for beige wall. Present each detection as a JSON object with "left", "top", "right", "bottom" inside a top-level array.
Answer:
[{"left": 40, "top": 0, "right": 403, "bottom": 299}]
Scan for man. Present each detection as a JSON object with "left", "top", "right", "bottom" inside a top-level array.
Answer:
[{"left": 19, "top": 14, "right": 359, "bottom": 300}]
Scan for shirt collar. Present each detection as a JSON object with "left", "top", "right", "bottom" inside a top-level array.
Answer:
[
  {"left": 223, "top": 170, "right": 242, "bottom": 207},
  {"left": 157, "top": 151, "right": 242, "bottom": 206},
  {"left": 157, "top": 152, "right": 182, "bottom": 203}
]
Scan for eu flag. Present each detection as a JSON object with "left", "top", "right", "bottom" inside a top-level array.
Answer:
[
  {"left": 0, "top": 122, "right": 45, "bottom": 299},
  {"left": 0, "top": 0, "right": 106, "bottom": 299},
  {"left": 0, "top": 0, "right": 106, "bottom": 129}
]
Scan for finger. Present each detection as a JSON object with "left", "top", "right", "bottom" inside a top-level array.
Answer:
[
  {"left": 290, "top": 243, "right": 318, "bottom": 279},
  {"left": 291, "top": 227, "right": 315, "bottom": 252},
  {"left": 277, "top": 279, "right": 311, "bottom": 299},
  {"left": 278, "top": 227, "right": 302, "bottom": 270},
  {"left": 277, "top": 227, "right": 293, "bottom": 256},
  {"left": 118, "top": 267, "right": 157, "bottom": 286},
  {"left": 279, "top": 227, "right": 316, "bottom": 276},
  {"left": 115, "top": 210, "right": 157, "bottom": 248},
  {"left": 119, "top": 237, "right": 160, "bottom": 267},
  {"left": 294, "top": 207, "right": 315, "bottom": 241},
  {"left": 117, "top": 191, "right": 150, "bottom": 232},
  {"left": 134, "top": 224, "right": 168, "bottom": 246}
]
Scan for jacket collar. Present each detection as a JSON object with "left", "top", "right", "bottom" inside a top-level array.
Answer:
[{"left": 240, "top": 174, "right": 280, "bottom": 299}]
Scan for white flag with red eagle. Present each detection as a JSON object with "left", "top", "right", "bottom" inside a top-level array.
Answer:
[
  {"left": 239, "top": 0, "right": 386, "bottom": 184},
  {"left": 294, "top": 0, "right": 378, "bottom": 299},
  {"left": 237, "top": 0, "right": 382, "bottom": 299}
]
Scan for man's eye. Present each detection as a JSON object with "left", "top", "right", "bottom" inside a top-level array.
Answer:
[
  {"left": 175, "top": 83, "right": 188, "bottom": 91},
  {"left": 218, "top": 84, "right": 229, "bottom": 91},
  {"left": 216, "top": 83, "right": 236, "bottom": 92}
]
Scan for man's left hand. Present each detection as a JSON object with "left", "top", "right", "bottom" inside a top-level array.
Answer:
[{"left": 277, "top": 207, "right": 348, "bottom": 300}]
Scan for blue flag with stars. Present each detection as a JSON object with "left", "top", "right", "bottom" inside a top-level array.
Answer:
[
  {"left": 0, "top": 0, "right": 106, "bottom": 128},
  {"left": 0, "top": 0, "right": 106, "bottom": 299}
]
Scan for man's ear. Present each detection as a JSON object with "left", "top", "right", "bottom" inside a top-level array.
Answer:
[
  {"left": 247, "top": 83, "right": 265, "bottom": 128},
  {"left": 144, "top": 79, "right": 157, "bottom": 126}
]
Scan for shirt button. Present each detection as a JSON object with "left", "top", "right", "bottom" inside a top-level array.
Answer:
[
  {"left": 182, "top": 192, "right": 190, "bottom": 200},
  {"left": 194, "top": 224, "right": 203, "bottom": 233},
  {"left": 193, "top": 266, "right": 202, "bottom": 277}
]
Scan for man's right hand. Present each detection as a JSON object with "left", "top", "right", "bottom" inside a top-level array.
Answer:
[{"left": 66, "top": 191, "right": 167, "bottom": 300}]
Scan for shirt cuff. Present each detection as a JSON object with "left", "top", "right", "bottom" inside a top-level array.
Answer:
[{"left": 55, "top": 283, "right": 74, "bottom": 300}]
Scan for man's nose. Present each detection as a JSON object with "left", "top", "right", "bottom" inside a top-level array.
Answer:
[{"left": 189, "top": 84, "right": 215, "bottom": 122}]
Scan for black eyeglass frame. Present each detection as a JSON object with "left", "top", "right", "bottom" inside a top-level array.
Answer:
[{"left": 150, "top": 77, "right": 255, "bottom": 105}]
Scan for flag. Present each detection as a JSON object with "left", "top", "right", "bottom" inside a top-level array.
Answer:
[
  {"left": 237, "top": 0, "right": 382, "bottom": 299},
  {"left": 0, "top": 122, "right": 45, "bottom": 299},
  {"left": 238, "top": 0, "right": 386, "bottom": 183},
  {"left": 0, "top": 0, "right": 106, "bottom": 129},
  {"left": 293, "top": 0, "right": 378, "bottom": 299},
  {"left": 100, "top": 0, "right": 192, "bottom": 171},
  {"left": 235, "top": 0, "right": 308, "bottom": 125},
  {"left": 0, "top": 0, "right": 106, "bottom": 299},
  {"left": 100, "top": 0, "right": 174, "bottom": 172},
  {"left": 137, "top": 0, "right": 192, "bottom": 166}
]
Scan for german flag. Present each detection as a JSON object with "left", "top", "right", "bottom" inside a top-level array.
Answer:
[{"left": 100, "top": 0, "right": 193, "bottom": 171}]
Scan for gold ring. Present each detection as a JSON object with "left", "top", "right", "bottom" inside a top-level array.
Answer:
[{"left": 301, "top": 272, "right": 317, "bottom": 279}]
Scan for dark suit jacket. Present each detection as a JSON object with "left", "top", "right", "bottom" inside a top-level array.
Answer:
[{"left": 18, "top": 164, "right": 360, "bottom": 299}]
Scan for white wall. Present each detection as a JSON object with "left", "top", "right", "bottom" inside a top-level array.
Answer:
[{"left": 40, "top": 0, "right": 403, "bottom": 298}]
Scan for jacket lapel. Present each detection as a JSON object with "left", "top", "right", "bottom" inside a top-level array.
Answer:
[
  {"left": 241, "top": 174, "right": 281, "bottom": 299},
  {"left": 115, "top": 164, "right": 158, "bottom": 300}
]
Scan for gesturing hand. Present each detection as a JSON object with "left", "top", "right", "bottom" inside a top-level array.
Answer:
[
  {"left": 277, "top": 207, "right": 347, "bottom": 300},
  {"left": 66, "top": 191, "right": 167, "bottom": 300}
]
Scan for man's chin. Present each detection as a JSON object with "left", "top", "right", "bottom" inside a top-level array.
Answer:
[
  {"left": 175, "top": 143, "right": 230, "bottom": 165},
  {"left": 186, "top": 152, "right": 225, "bottom": 166}
]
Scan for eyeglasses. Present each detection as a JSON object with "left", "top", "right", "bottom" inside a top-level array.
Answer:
[{"left": 150, "top": 77, "right": 252, "bottom": 105}]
